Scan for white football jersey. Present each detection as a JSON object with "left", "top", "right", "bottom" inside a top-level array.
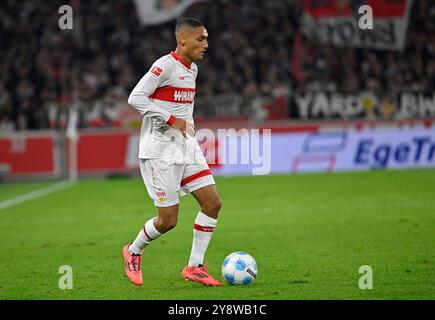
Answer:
[{"left": 128, "top": 51, "right": 202, "bottom": 163}]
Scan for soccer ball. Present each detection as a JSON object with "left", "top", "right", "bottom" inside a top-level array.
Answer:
[{"left": 221, "top": 252, "right": 258, "bottom": 285}]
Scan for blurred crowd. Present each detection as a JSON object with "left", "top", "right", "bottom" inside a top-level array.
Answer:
[{"left": 0, "top": 0, "right": 434, "bottom": 131}]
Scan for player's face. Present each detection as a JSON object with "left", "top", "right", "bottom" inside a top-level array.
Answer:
[{"left": 185, "top": 26, "right": 208, "bottom": 61}]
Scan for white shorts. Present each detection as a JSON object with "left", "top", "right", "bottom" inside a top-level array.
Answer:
[{"left": 139, "top": 157, "right": 215, "bottom": 207}]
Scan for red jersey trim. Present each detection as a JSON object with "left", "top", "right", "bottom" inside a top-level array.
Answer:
[
  {"left": 181, "top": 169, "right": 212, "bottom": 186},
  {"left": 166, "top": 114, "right": 176, "bottom": 125},
  {"left": 150, "top": 86, "right": 196, "bottom": 104},
  {"left": 170, "top": 51, "right": 192, "bottom": 69}
]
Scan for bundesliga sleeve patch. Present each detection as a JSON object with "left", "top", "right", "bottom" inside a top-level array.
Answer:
[{"left": 150, "top": 66, "right": 164, "bottom": 78}]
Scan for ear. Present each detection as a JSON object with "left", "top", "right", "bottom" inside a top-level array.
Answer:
[{"left": 180, "top": 34, "right": 186, "bottom": 47}]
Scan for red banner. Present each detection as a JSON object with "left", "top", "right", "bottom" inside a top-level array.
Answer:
[
  {"left": 73, "top": 132, "right": 131, "bottom": 172},
  {"left": 0, "top": 135, "right": 56, "bottom": 176},
  {"left": 304, "top": 0, "right": 407, "bottom": 18},
  {"left": 302, "top": 0, "right": 411, "bottom": 50}
]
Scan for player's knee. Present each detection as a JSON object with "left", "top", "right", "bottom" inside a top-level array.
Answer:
[
  {"left": 214, "top": 198, "right": 223, "bottom": 213},
  {"left": 202, "top": 198, "right": 222, "bottom": 216},
  {"left": 158, "top": 216, "right": 178, "bottom": 233},
  {"left": 162, "top": 219, "right": 177, "bottom": 232}
]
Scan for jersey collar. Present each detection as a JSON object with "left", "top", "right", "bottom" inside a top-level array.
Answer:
[{"left": 170, "top": 51, "right": 191, "bottom": 69}]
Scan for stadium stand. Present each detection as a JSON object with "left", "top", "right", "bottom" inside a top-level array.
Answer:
[{"left": 0, "top": 0, "right": 434, "bottom": 131}]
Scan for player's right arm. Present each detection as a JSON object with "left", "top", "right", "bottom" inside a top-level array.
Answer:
[{"left": 128, "top": 60, "right": 194, "bottom": 137}]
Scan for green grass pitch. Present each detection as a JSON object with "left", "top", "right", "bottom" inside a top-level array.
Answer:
[{"left": 0, "top": 169, "right": 434, "bottom": 300}]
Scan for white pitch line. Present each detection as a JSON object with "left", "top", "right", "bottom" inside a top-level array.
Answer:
[{"left": 0, "top": 180, "right": 76, "bottom": 211}]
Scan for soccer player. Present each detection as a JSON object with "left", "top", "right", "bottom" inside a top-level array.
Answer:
[{"left": 123, "top": 18, "right": 222, "bottom": 287}]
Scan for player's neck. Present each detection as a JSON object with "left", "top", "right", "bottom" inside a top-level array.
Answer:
[{"left": 174, "top": 48, "right": 192, "bottom": 67}]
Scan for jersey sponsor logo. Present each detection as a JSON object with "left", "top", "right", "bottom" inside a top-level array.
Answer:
[
  {"left": 174, "top": 90, "right": 195, "bottom": 102},
  {"left": 150, "top": 86, "right": 195, "bottom": 103},
  {"left": 150, "top": 66, "right": 163, "bottom": 77}
]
